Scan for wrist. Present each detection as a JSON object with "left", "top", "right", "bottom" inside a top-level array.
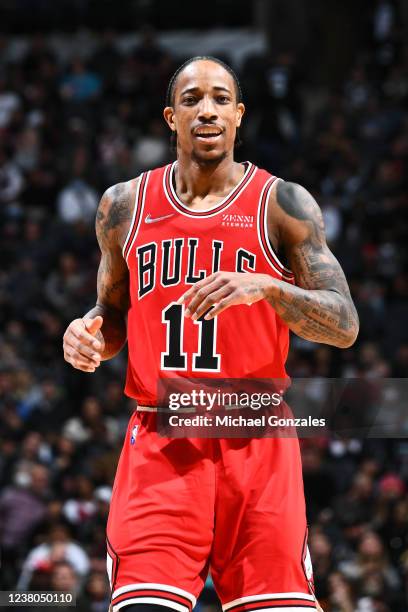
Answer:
[{"left": 259, "top": 274, "right": 280, "bottom": 301}]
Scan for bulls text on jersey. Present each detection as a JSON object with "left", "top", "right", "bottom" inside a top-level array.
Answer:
[{"left": 136, "top": 238, "right": 256, "bottom": 299}]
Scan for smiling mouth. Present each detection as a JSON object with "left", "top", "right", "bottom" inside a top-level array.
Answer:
[
  {"left": 194, "top": 133, "right": 223, "bottom": 144},
  {"left": 193, "top": 127, "right": 223, "bottom": 140}
]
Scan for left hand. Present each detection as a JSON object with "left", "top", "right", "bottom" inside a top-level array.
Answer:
[{"left": 178, "top": 272, "right": 272, "bottom": 320}]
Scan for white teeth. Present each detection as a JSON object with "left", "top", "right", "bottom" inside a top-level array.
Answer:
[{"left": 196, "top": 132, "right": 221, "bottom": 137}]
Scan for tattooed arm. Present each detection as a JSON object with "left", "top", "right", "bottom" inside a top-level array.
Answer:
[
  {"left": 264, "top": 180, "right": 359, "bottom": 348},
  {"left": 63, "top": 179, "right": 138, "bottom": 371}
]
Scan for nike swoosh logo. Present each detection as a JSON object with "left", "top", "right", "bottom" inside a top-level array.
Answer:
[{"left": 145, "top": 213, "right": 174, "bottom": 224}]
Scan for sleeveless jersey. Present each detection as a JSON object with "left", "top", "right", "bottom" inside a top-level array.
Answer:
[{"left": 123, "top": 161, "right": 295, "bottom": 406}]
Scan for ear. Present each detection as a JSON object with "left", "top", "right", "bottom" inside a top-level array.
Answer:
[
  {"left": 163, "top": 106, "right": 176, "bottom": 132},
  {"left": 236, "top": 102, "right": 245, "bottom": 128}
]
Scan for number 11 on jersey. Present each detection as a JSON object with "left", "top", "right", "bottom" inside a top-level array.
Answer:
[{"left": 161, "top": 302, "right": 221, "bottom": 372}]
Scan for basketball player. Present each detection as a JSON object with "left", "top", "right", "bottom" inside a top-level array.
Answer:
[{"left": 63, "top": 57, "right": 358, "bottom": 612}]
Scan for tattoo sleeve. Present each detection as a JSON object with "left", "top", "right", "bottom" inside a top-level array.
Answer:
[
  {"left": 264, "top": 181, "right": 359, "bottom": 348},
  {"left": 85, "top": 180, "right": 137, "bottom": 360}
]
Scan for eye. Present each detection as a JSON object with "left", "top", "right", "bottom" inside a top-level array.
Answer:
[
  {"left": 182, "top": 96, "right": 197, "bottom": 105},
  {"left": 216, "top": 95, "right": 231, "bottom": 104}
]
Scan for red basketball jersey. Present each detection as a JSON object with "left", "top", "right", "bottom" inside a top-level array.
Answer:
[{"left": 123, "top": 161, "right": 295, "bottom": 406}]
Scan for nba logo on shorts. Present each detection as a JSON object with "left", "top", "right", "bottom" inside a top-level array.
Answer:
[{"left": 130, "top": 425, "right": 139, "bottom": 445}]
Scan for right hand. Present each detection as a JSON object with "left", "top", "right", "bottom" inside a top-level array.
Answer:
[{"left": 63, "top": 316, "right": 105, "bottom": 372}]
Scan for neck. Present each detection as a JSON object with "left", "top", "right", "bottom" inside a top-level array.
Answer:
[{"left": 175, "top": 150, "right": 243, "bottom": 202}]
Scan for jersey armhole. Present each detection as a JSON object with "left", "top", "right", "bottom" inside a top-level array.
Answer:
[
  {"left": 122, "top": 171, "right": 150, "bottom": 263},
  {"left": 257, "top": 177, "right": 295, "bottom": 282}
]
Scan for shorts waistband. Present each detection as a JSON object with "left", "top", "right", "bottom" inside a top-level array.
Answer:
[{"left": 137, "top": 405, "right": 159, "bottom": 412}]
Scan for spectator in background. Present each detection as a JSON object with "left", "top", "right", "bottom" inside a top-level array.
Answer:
[
  {"left": 76, "top": 570, "right": 111, "bottom": 612},
  {"left": 10, "top": 431, "right": 51, "bottom": 475},
  {"left": 14, "top": 127, "right": 41, "bottom": 173},
  {"left": 17, "top": 523, "right": 89, "bottom": 590},
  {"left": 63, "top": 396, "right": 119, "bottom": 447},
  {"left": 0, "top": 463, "right": 49, "bottom": 587},
  {"left": 133, "top": 26, "right": 166, "bottom": 81},
  {"left": 301, "top": 441, "right": 336, "bottom": 522},
  {"left": 339, "top": 531, "right": 401, "bottom": 607},
  {"left": 327, "top": 572, "right": 362, "bottom": 612},
  {"left": 57, "top": 178, "right": 98, "bottom": 224},
  {"left": 60, "top": 59, "right": 102, "bottom": 104},
  {"left": 334, "top": 472, "right": 375, "bottom": 533},
  {"left": 91, "top": 30, "right": 121, "bottom": 95},
  {"left": 309, "top": 531, "right": 335, "bottom": 602},
  {"left": 45, "top": 252, "right": 88, "bottom": 318},
  {"left": 63, "top": 475, "right": 98, "bottom": 526},
  {"left": 51, "top": 560, "right": 81, "bottom": 593},
  {"left": 133, "top": 118, "right": 169, "bottom": 171},
  {"left": 0, "top": 71, "right": 21, "bottom": 128},
  {"left": 0, "top": 147, "right": 24, "bottom": 206}
]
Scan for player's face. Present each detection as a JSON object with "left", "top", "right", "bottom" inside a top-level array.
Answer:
[{"left": 164, "top": 60, "right": 245, "bottom": 164}]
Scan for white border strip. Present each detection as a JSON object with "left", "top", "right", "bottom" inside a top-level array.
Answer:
[
  {"left": 163, "top": 161, "right": 257, "bottom": 218},
  {"left": 225, "top": 608, "right": 315, "bottom": 612},
  {"left": 257, "top": 178, "right": 285, "bottom": 279},
  {"left": 112, "top": 582, "right": 196, "bottom": 606},
  {"left": 114, "top": 597, "right": 189, "bottom": 612},
  {"left": 223, "top": 592, "right": 315, "bottom": 610},
  {"left": 263, "top": 178, "right": 294, "bottom": 278},
  {"left": 122, "top": 174, "right": 143, "bottom": 257},
  {"left": 124, "top": 171, "right": 151, "bottom": 264},
  {"left": 257, "top": 177, "right": 294, "bottom": 280}
]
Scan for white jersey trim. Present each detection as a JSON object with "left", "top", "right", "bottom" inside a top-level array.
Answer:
[
  {"left": 112, "top": 582, "right": 196, "bottom": 606},
  {"left": 163, "top": 161, "right": 257, "bottom": 218},
  {"left": 123, "top": 171, "right": 150, "bottom": 264},
  {"left": 225, "top": 608, "right": 315, "bottom": 612},
  {"left": 122, "top": 174, "right": 143, "bottom": 257},
  {"left": 113, "top": 598, "right": 189, "bottom": 612},
  {"left": 223, "top": 592, "right": 315, "bottom": 610},
  {"left": 263, "top": 178, "right": 294, "bottom": 277},
  {"left": 257, "top": 177, "right": 294, "bottom": 280}
]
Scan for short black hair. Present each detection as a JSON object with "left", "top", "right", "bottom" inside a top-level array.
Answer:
[{"left": 165, "top": 55, "right": 243, "bottom": 107}]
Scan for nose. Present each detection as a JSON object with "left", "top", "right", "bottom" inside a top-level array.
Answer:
[{"left": 198, "top": 95, "right": 218, "bottom": 121}]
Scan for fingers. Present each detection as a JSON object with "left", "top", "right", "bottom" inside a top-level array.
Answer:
[
  {"left": 63, "top": 346, "right": 98, "bottom": 372},
  {"left": 181, "top": 276, "right": 225, "bottom": 319},
  {"left": 188, "top": 285, "right": 231, "bottom": 321},
  {"left": 84, "top": 315, "right": 103, "bottom": 335},
  {"left": 63, "top": 336, "right": 101, "bottom": 370},
  {"left": 64, "top": 338, "right": 101, "bottom": 365},
  {"left": 204, "top": 295, "right": 236, "bottom": 319},
  {"left": 63, "top": 318, "right": 103, "bottom": 373},
  {"left": 204, "top": 282, "right": 259, "bottom": 319},
  {"left": 179, "top": 272, "right": 250, "bottom": 320},
  {"left": 69, "top": 336, "right": 100, "bottom": 360},
  {"left": 70, "top": 319, "right": 102, "bottom": 350},
  {"left": 178, "top": 272, "right": 221, "bottom": 307}
]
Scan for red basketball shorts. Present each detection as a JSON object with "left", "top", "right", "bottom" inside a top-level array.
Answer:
[{"left": 106, "top": 411, "right": 316, "bottom": 612}]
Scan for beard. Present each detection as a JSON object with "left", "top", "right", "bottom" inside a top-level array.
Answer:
[{"left": 191, "top": 149, "right": 228, "bottom": 167}]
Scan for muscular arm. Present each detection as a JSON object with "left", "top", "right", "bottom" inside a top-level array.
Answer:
[
  {"left": 63, "top": 179, "right": 138, "bottom": 370},
  {"left": 264, "top": 181, "right": 359, "bottom": 348},
  {"left": 85, "top": 181, "right": 136, "bottom": 359}
]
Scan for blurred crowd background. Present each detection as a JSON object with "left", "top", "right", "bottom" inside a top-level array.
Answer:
[{"left": 1, "top": 1, "right": 408, "bottom": 611}]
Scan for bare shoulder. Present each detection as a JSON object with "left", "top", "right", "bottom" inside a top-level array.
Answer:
[
  {"left": 267, "top": 179, "right": 325, "bottom": 248},
  {"left": 96, "top": 176, "right": 141, "bottom": 249}
]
